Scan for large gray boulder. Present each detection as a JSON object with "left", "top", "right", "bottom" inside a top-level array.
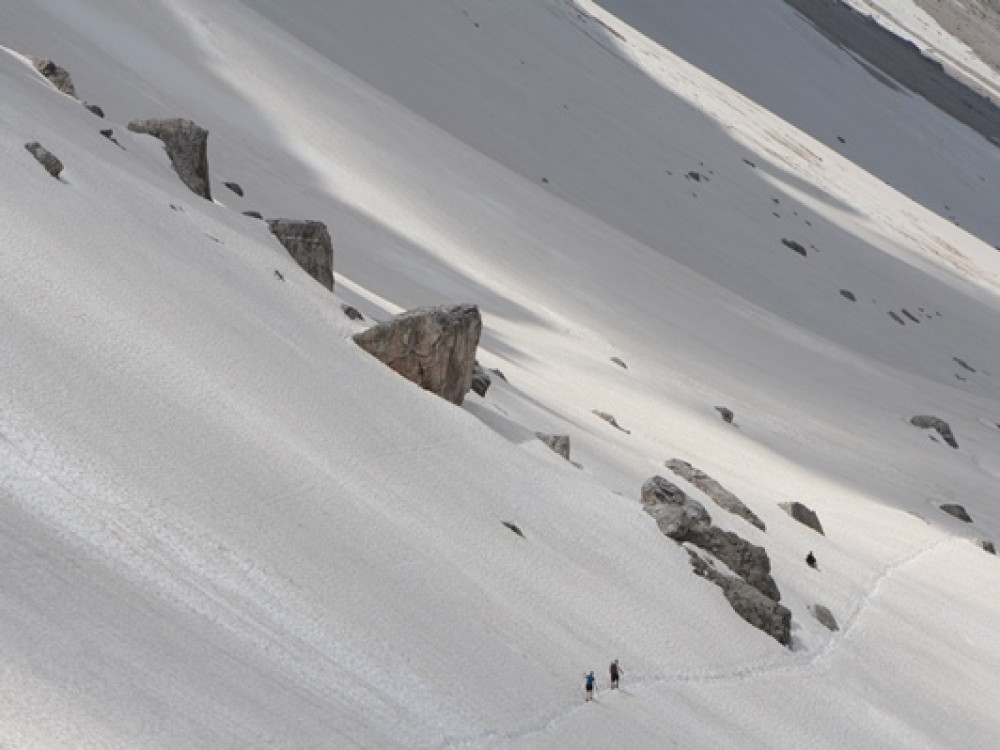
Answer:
[
  {"left": 127, "top": 118, "right": 211, "bottom": 199},
  {"left": 353, "top": 304, "right": 482, "bottom": 405},
  {"left": 688, "top": 551, "right": 791, "bottom": 645},
  {"left": 684, "top": 525, "right": 781, "bottom": 601},
  {"left": 779, "top": 501, "right": 825, "bottom": 535},
  {"left": 666, "top": 459, "right": 765, "bottom": 530},
  {"left": 29, "top": 57, "right": 77, "bottom": 98},
  {"left": 641, "top": 475, "right": 711, "bottom": 540},
  {"left": 910, "top": 415, "right": 959, "bottom": 448},
  {"left": 24, "top": 142, "right": 63, "bottom": 179},
  {"left": 266, "top": 219, "right": 334, "bottom": 290}
]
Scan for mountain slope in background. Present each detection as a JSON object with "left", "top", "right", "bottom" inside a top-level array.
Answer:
[{"left": 2, "top": 0, "right": 999, "bottom": 747}]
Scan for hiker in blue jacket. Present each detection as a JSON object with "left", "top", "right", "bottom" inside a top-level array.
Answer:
[{"left": 585, "top": 671, "right": 596, "bottom": 701}]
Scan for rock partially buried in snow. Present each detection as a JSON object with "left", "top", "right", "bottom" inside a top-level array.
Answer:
[
  {"left": 641, "top": 475, "right": 711, "bottom": 540},
  {"left": 808, "top": 603, "right": 839, "bottom": 631},
  {"left": 536, "top": 433, "right": 570, "bottom": 461},
  {"left": 24, "top": 142, "right": 63, "bottom": 179},
  {"left": 353, "top": 304, "right": 482, "bottom": 405},
  {"left": 666, "top": 459, "right": 765, "bottom": 531},
  {"left": 715, "top": 406, "right": 734, "bottom": 423},
  {"left": 909, "top": 415, "right": 959, "bottom": 448},
  {"left": 29, "top": 57, "right": 78, "bottom": 98},
  {"left": 127, "top": 118, "right": 211, "bottom": 200},
  {"left": 779, "top": 501, "right": 825, "bottom": 535},
  {"left": 976, "top": 539, "right": 996, "bottom": 555},
  {"left": 593, "top": 410, "right": 630, "bottom": 433},
  {"left": 939, "top": 503, "right": 972, "bottom": 523},
  {"left": 266, "top": 219, "right": 334, "bottom": 290}
]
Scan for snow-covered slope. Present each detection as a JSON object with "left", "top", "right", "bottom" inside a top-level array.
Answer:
[{"left": 2, "top": 0, "right": 999, "bottom": 747}]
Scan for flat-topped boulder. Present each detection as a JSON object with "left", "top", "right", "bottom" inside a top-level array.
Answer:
[{"left": 353, "top": 304, "right": 482, "bottom": 405}]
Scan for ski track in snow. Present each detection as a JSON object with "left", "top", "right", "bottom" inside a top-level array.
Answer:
[{"left": 444, "top": 533, "right": 953, "bottom": 748}]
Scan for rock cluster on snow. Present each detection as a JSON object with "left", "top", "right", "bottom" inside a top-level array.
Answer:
[
  {"left": 779, "top": 501, "right": 825, "bottom": 535},
  {"left": 666, "top": 459, "right": 765, "bottom": 531},
  {"left": 266, "top": 219, "right": 335, "bottom": 290},
  {"left": 127, "top": 118, "right": 212, "bottom": 199},
  {"left": 24, "top": 141, "right": 63, "bottom": 179},
  {"left": 641, "top": 475, "right": 789, "bottom": 644},
  {"left": 353, "top": 304, "right": 483, "bottom": 405}
]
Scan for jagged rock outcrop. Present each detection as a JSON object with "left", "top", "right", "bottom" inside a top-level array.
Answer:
[
  {"left": 352, "top": 304, "right": 482, "bottom": 405},
  {"left": 536, "top": 433, "right": 570, "bottom": 461},
  {"left": 666, "top": 459, "right": 765, "bottom": 531},
  {"left": 808, "top": 603, "right": 839, "bottom": 632},
  {"left": 779, "top": 501, "right": 825, "bottom": 535},
  {"left": 24, "top": 142, "right": 63, "bottom": 179},
  {"left": 641, "top": 476, "right": 712, "bottom": 539},
  {"left": 683, "top": 525, "right": 781, "bottom": 601},
  {"left": 939, "top": 503, "right": 972, "bottom": 523},
  {"left": 29, "top": 57, "right": 77, "bottom": 97},
  {"left": 470, "top": 362, "right": 492, "bottom": 397},
  {"left": 266, "top": 219, "right": 334, "bottom": 290},
  {"left": 910, "top": 415, "right": 959, "bottom": 448},
  {"left": 127, "top": 118, "right": 211, "bottom": 199},
  {"left": 688, "top": 551, "right": 791, "bottom": 645}
]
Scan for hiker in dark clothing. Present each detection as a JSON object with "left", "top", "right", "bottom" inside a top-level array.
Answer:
[
  {"left": 806, "top": 551, "right": 817, "bottom": 569},
  {"left": 609, "top": 659, "right": 621, "bottom": 689},
  {"left": 585, "top": 671, "right": 596, "bottom": 701}
]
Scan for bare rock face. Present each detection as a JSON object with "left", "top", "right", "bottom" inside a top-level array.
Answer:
[
  {"left": 29, "top": 57, "right": 78, "bottom": 98},
  {"left": 684, "top": 525, "right": 781, "bottom": 601},
  {"left": 641, "top": 475, "right": 711, "bottom": 540},
  {"left": 688, "top": 551, "right": 791, "bottom": 645},
  {"left": 24, "top": 142, "right": 63, "bottom": 179},
  {"left": 910, "top": 415, "right": 959, "bottom": 448},
  {"left": 536, "top": 433, "right": 570, "bottom": 461},
  {"left": 266, "top": 219, "right": 334, "bottom": 290},
  {"left": 808, "top": 603, "right": 839, "bottom": 632},
  {"left": 939, "top": 503, "right": 972, "bottom": 523},
  {"left": 127, "top": 118, "right": 211, "bottom": 199},
  {"left": 353, "top": 304, "right": 482, "bottom": 405},
  {"left": 779, "top": 501, "right": 825, "bottom": 535},
  {"left": 666, "top": 459, "right": 765, "bottom": 531}
]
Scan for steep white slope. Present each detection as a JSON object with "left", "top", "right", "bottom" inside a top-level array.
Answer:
[{"left": 1, "top": 0, "right": 1000, "bottom": 748}]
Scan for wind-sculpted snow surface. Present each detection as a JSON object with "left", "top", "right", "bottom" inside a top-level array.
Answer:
[{"left": 2, "top": 0, "right": 1000, "bottom": 747}]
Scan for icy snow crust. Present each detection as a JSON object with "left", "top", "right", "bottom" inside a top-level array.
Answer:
[{"left": 2, "top": 0, "right": 1000, "bottom": 747}]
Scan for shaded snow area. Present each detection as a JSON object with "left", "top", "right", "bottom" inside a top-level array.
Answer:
[{"left": 3, "top": 0, "right": 1000, "bottom": 747}]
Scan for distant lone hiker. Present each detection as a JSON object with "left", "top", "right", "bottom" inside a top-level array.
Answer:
[
  {"left": 609, "top": 659, "right": 621, "bottom": 689},
  {"left": 585, "top": 671, "right": 596, "bottom": 701},
  {"left": 806, "top": 551, "right": 818, "bottom": 569}
]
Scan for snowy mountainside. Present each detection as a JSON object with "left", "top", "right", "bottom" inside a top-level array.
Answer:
[{"left": 2, "top": 0, "right": 1000, "bottom": 748}]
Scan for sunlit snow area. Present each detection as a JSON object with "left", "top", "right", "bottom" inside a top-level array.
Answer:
[{"left": 3, "top": 0, "right": 1000, "bottom": 747}]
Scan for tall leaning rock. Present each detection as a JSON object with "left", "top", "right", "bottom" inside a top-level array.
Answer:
[
  {"left": 266, "top": 219, "right": 334, "bottom": 290},
  {"left": 353, "top": 304, "right": 482, "bottom": 405},
  {"left": 127, "top": 118, "right": 211, "bottom": 199}
]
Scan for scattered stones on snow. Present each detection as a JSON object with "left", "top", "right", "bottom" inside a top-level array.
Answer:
[
  {"left": 808, "top": 603, "right": 840, "bottom": 631},
  {"left": 341, "top": 304, "right": 364, "bottom": 322},
  {"left": 939, "top": 503, "right": 972, "bottom": 523},
  {"left": 24, "top": 142, "right": 63, "bottom": 179},
  {"left": 666, "top": 459, "right": 765, "bottom": 531},
  {"left": 29, "top": 57, "right": 78, "bottom": 98},
  {"left": 593, "top": 410, "right": 630, "bottom": 434},
  {"left": 127, "top": 118, "right": 212, "bottom": 199},
  {"left": 352, "top": 304, "right": 482, "bottom": 406},
  {"left": 536, "top": 433, "right": 570, "bottom": 461},
  {"left": 224, "top": 181, "right": 244, "bottom": 197},
  {"left": 266, "top": 219, "right": 334, "bottom": 290},
  {"left": 910, "top": 415, "right": 959, "bottom": 448},
  {"left": 715, "top": 406, "right": 734, "bottom": 424},
  {"left": 779, "top": 501, "right": 825, "bottom": 535}
]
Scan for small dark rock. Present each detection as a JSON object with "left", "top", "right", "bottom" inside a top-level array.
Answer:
[
  {"left": 939, "top": 503, "right": 972, "bottom": 523},
  {"left": 809, "top": 603, "right": 839, "bottom": 631},
  {"left": 715, "top": 406, "right": 734, "bottom": 424},
  {"left": 902, "top": 309, "right": 920, "bottom": 323},
  {"left": 593, "top": 410, "right": 630, "bottom": 434},
  {"left": 29, "top": 57, "right": 77, "bottom": 97},
  {"left": 610, "top": 356, "right": 628, "bottom": 369},
  {"left": 243, "top": 210, "right": 264, "bottom": 219},
  {"left": 686, "top": 171, "right": 703, "bottom": 182},
  {"left": 953, "top": 357, "right": 976, "bottom": 373},
  {"left": 470, "top": 362, "right": 492, "bottom": 397},
  {"left": 274, "top": 270, "right": 285, "bottom": 282},
  {"left": 888, "top": 311, "right": 906, "bottom": 325},
  {"left": 502, "top": 521, "right": 524, "bottom": 538},
  {"left": 24, "top": 142, "right": 63, "bottom": 179},
  {"left": 84, "top": 103, "right": 104, "bottom": 118},
  {"left": 489, "top": 368, "right": 507, "bottom": 382},
  {"left": 743, "top": 158, "right": 757, "bottom": 168},
  {"left": 910, "top": 415, "right": 958, "bottom": 448},
  {"left": 977, "top": 539, "right": 996, "bottom": 555},
  {"left": 779, "top": 502, "right": 825, "bottom": 535},
  {"left": 536, "top": 433, "right": 570, "bottom": 461},
  {"left": 224, "top": 181, "right": 244, "bottom": 197},
  {"left": 341, "top": 304, "right": 364, "bottom": 321},
  {"left": 839, "top": 289, "right": 856, "bottom": 302},
  {"left": 781, "top": 239, "right": 807, "bottom": 256}
]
